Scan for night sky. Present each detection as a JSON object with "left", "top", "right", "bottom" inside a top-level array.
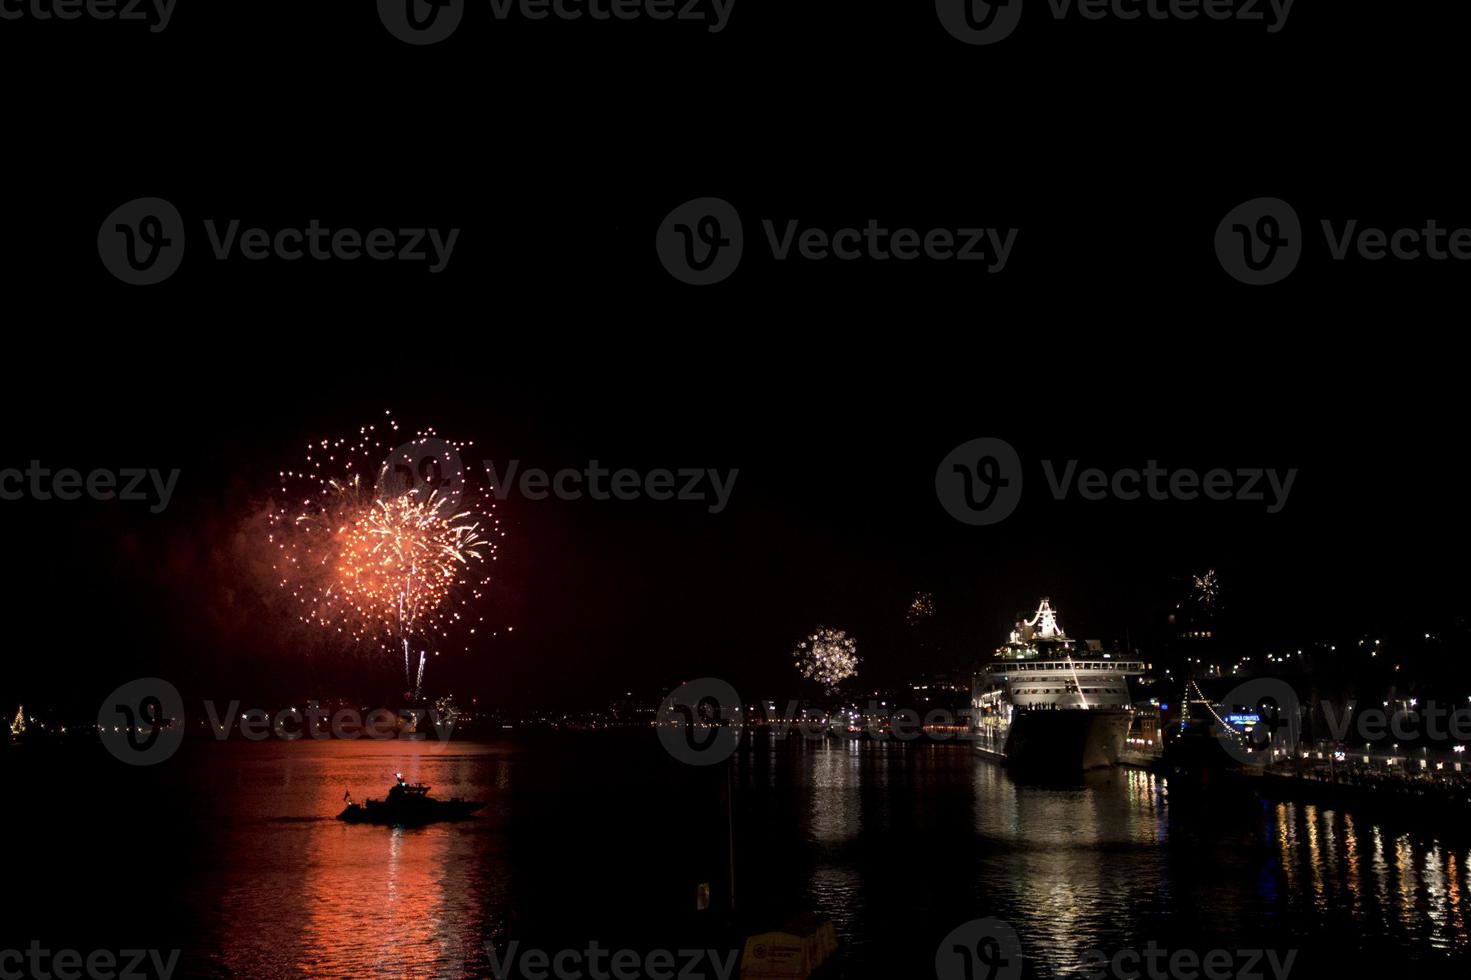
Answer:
[
  {"left": 7, "top": 368, "right": 1465, "bottom": 713},
  {"left": 4, "top": 2, "right": 1468, "bottom": 717}
]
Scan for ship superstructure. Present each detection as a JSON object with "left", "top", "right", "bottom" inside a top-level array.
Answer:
[{"left": 972, "top": 599, "right": 1143, "bottom": 770}]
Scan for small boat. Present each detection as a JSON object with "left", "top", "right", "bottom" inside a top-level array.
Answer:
[{"left": 337, "top": 773, "right": 484, "bottom": 826}]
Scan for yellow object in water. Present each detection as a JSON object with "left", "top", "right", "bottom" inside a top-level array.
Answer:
[{"left": 740, "top": 918, "right": 837, "bottom": 979}]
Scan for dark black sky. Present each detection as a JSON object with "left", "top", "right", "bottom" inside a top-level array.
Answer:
[{"left": 4, "top": 1, "right": 1469, "bottom": 712}]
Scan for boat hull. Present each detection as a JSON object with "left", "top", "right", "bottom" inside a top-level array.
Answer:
[
  {"left": 978, "top": 709, "right": 1134, "bottom": 772},
  {"left": 337, "top": 799, "right": 485, "bottom": 826}
]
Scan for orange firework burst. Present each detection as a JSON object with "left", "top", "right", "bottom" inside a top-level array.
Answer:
[
  {"left": 336, "top": 491, "right": 493, "bottom": 639},
  {"left": 267, "top": 413, "right": 502, "bottom": 696}
]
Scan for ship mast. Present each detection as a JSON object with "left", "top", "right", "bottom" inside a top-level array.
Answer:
[{"left": 1025, "top": 598, "right": 1066, "bottom": 641}]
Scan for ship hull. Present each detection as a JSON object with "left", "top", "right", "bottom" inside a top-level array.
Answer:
[
  {"left": 337, "top": 799, "right": 484, "bottom": 826},
  {"left": 980, "top": 709, "right": 1134, "bottom": 772}
]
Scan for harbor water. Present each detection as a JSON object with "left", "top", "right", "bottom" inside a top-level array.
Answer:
[{"left": 7, "top": 734, "right": 1470, "bottom": 977}]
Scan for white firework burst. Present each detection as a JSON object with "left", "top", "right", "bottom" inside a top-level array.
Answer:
[{"left": 795, "top": 627, "right": 860, "bottom": 691}]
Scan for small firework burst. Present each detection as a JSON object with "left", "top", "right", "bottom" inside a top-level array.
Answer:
[
  {"left": 433, "top": 695, "right": 463, "bottom": 729},
  {"left": 907, "top": 591, "right": 935, "bottom": 625},
  {"left": 795, "top": 627, "right": 860, "bottom": 691},
  {"left": 266, "top": 412, "right": 503, "bottom": 696},
  {"left": 1193, "top": 569, "right": 1219, "bottom": 608}
]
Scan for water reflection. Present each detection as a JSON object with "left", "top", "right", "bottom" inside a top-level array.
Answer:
[
  {"left": 742, "top": 740, "right": 1471, "bottom": 976},
  {"left": 43, "top": 736, "right": 1469, "bottom": 978},
  {"left": 205, "top": 742, "right": 510, "bottom": 978},
  {"left": 1270, "top": 799, "right": 1471, "bottom": 956}
]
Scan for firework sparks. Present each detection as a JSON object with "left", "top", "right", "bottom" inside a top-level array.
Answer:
[
  {"left": 1193, "top": 569, "right": 1219, "bottom": 608},
  {"left": 795, "top": 627, "right": 860, "bottom": 691},
  {"left": 907, "top": 591, "right": 935, "bottom": 625},
  {"left": 267, "top": 412, "right": 502, "bottom": 697}
]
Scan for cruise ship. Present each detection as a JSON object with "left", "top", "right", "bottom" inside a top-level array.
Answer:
[{"left": 971, "top": 599, "right": 1143, "bottom": 771}]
